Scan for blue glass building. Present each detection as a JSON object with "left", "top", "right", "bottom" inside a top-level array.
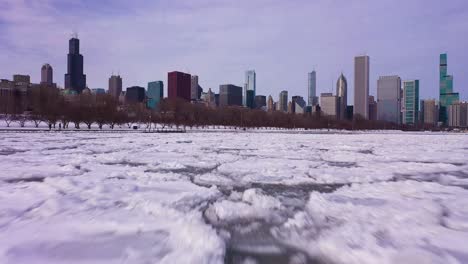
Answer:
[
  {"left": 147, "top": 81, "right": 164, "bottom": 109},
  {"left": 439, "top": 54, "right": 459, "bottom": 124}
]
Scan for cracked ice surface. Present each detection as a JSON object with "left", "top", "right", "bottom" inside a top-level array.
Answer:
[{"left": 0, "top": 131, "right": 468, "bottom": 263}]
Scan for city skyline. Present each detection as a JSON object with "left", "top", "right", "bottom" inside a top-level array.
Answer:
[{"left": 1, "top": 0, "right": 467, "bottom": 102}]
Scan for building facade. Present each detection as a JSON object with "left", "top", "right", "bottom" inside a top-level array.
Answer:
[
  {"left": 420, "top": 99, "right": 438, "bottom": 125},
  {"left": 246, "top": 90, "right": 255, "bottom": 109},
  {"left": 64, "top": 37, "right": 86, "bottom": 93},
  {"left": 41, "top": 64, "right": 53, "bottom": 85},
  {"left": 219, "top": 84, "right": 242, "bottom": 107},
  {"left": 308, "top": 71, "right": 318, "bottom": 106},
  {"left": 403, "top": 80, "right": 419, "bottom": 125},
  {"left": 336, "top": 73, "right": 347, "bottom": 120},
  {"left": 125, "top": 86, "right": 146, "bottom": 104},
  {"left": 320, "top": 93, "right": 338, "bottom": 118},
  {"left": 448, "top": 102, "right": 468, "bottom": 127},
  {"left": 439, "top": 53, "right": 459, "bottom": 124},
  {"left": 108, "top": 75, "right": 122, "bottom": 98},
  {"left": 147, "top": 81, "right": 164, "bottom": 109},
  {"left": 377, "top": 75, "right": 401, "bottom": 124},
  {"left": 279, "top": 90, "right": 288, "bottom": 112},
  {"left": 267, "top": 95, "right": 274, "bottom": 112},
  {"left": 244, "top": 70, "right": 256, "bottom": 106},
  {"left": 168, "top": 71, "right": 191, "bottom": 101},
  {"left": 191, "top": 75, "right": 199, "bottom": 101},
  {"left": 354, "top": 55, "right": 370, "bottom": 119},
  {"left": 254, "top": 95, "right": 266, "bottom": 109}
]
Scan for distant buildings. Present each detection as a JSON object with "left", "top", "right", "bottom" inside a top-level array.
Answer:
[
  {"left": 168, "top": 71, "right": 191, "bottom": 101},
  {"left": 125, "top": 86, "right": 145, "bottom": 104},
  {"left": 354, "top": 55, "right": 370, "bottom": 119},
  {"left": 279, "top": 90, "right": 288, "bottom": 112},
  {"left": 191, "top": 75, "right": 199, "bottom": 101},
  {"left": 448, "top": 102, "right": 468, "bottom": 128},
  {"left": 320, "top": 93, "right": 338, "bottom": 118},
  {"left": 308, "top": 71, "right": 318, "bottom": 106},
  {"left": 439, "top": 53, "right": 459, "bottom": 124},
  {"left": 368, "top": 96, "right": 377, "bottom": 121},
  {"left": 420, "top": 99, "right": 438, "bottom": 125},
  {"left": 244, "top": 70, "right": 256, "bottom": 106},
  {"left": 147, "top": 81, "right": 164, "bottom": 109},
  {"left": 108, "top": 75, "right": 122, "bottom": 98},
  {"left": 201, "top": 88, "right": 216, "bottom": 108},
  {"left": 246, "top": 90, "right": 255, "bottom": 109},
  {"left": 292, "top": 96, "right": 306, "bottom": 114},
  {"left": 336, "top": 73, "right": 347, "bottom": 120},
  {"left": 377, "top": 76, "right": 401, "bottom": 124},
  {"left": 267, "top": 95, "right": 274, "bottom": 112},
  {"left": 403, "top": 80, "right": 420, "bottom": 125},
  {"left": 219, "top": 84, "right": 242, "bottom": 107},
  {"left": 91, "top": 88, "right": 106, "bottom": 95},
  {"left": 41, "top": 64, "right": 53, "bottom": 86},
  {"left": 64, "top": 37, "right": 86, "bottom": 93},
  {"left": 254, "top": 95, "right": 266, "bottom": 109}
]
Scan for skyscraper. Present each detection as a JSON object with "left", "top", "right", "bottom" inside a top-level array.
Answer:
[
  {"left": 219, "top": 84, "right": 242, "bottom": 107},
  {"left": 421, "top": 99, "right": 438, "bottom": 125},
  {"left": 255, "top": 95, "right": 267, "bottom": 109},
  {"left": 246, "top": 90, "right": 255, "bottom": 109},
  {"left": 64, "top": 37, "right": 86, "bottom": 93},
  {"left": 403, "top": 80, "right": 419, "bottom": 125},
  {"left": 191, "top": 75, "right": 199, "bottom": 101},
  {"left": 336, "top": 73, "right": 347, "bottom": 120},
  {"left": 147, "top": 81, "right": 164, "bottom": 109},
  {"left": 125, "top": 86, "right": 146, "bottom": 104},
  {"left": 168, "top": 71, "right": 191, "bottom": 101},
  {"left": 377, "top": 76, "right": 401, "bottom": 124},
  {"left": 108, "top": 75, "right": 122, "bottom": 98},
  {"left": 320, "top": 93, "right": 338, "bottom": 119},
  {"left": 354, "top": 55, "right": 370, "bottom": 119},
  {"left": 267, "top": 95, "right": 274, "bottom": 112},
  {"left": 41, "top": 64, "right": 53, "bottom": 85},
  {"left": 308, "top": 71, "right": 318, "bottom": 106},
  {"left": 244, "top": 70, "right": 256, "bottom": 106},
  {"left": 439, "top": 53, "right": 459, "bottom": 124},
  {"left": 279, "top": 90, "right": 288, "bottom": 112}
]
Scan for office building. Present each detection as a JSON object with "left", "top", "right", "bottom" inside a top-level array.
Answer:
[
  {"left": 219, "top": 84, "right": 242, "bottom": 107},
  {"left": 41, "top": 64, "right": 53, "bottom": 85},
  {"left": 267, "top": 95, "right": 274, "bottom": 112},
  {"left": 403, "top": 80, "right": 420, "bottom": 125},
  {"left": 308, "top": 71, "right": 318, "bottom": 106},
  {"left": 191, "top": 75, "right": 199, "bottom": 101},
  {"left": 246, "top": 90, "right": 255, "bottom": 109},
  {"left": 64, "top": 37, "right": 86, "bottom": 93},
  {"left": 354, "top": 55, "right": 370, "bottom": 119},
  {"left": 292, "top": 96, "right": 306, "bottom": 114},
  {"left": 279, "top": 90, "right": 288, "bottom": 112},
  {"left": 448, "top": 102, "right": 468, "bottom": 127},
  {"left": 168, "top": 71, "right": 191, "bottom": 101},
  {"left": 244, "top": 70, "right": 256, "bottom": 106},
  {"left": 255, "top": 95, "right": 267, "bottom": 109},
  {"left": 91, "top": 88, "right": 106, "bottom": 95},
  {"left": 108, "top": 75, "right": 122, "bottom": 98},
  {"left": 369, "top": 96, "right": 377, "bottom": 121},
  {"left": 336, "top": 73, "right": 347, "bottom": 120},
  {"left": 420, "top": 99, "right": 438, "bottom": 125},
  {"left": 201, "top": 88, "right": 216, "bottom": 108},
  {"left": 439, "top": 54, "right": 460, "bottom": 124},
  {"left": 320, "top": 93, "right": 338, "bottom": 118},
  {"left": 377, "top": 76, "right": 401, "bottom": 124},
  {"left": 125, "top": 86, "right": 146, "bottom": 104},
  {"left": 147, "top": 81, "right": 164, "bottom": 109}
]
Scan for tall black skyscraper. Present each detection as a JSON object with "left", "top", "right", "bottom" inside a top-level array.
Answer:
[{"left": 65, "top": 37, "right": 86, "bottom": 93}]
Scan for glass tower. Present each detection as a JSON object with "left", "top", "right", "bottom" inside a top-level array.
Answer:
[
  {"left": 403, "top": 80, "right": 419, "bottom": 125},
  {"left": 439, "top": 54, "right": 459, "bottom": 124},
  {"left": 64, "top": 37, "right": 86, "bottom": 93},
  {"left": 147, "top": 81, "right": 164, "bottom": 109},
  {"left": 244, "top": 70, "right": 256, "bottom": 106}
]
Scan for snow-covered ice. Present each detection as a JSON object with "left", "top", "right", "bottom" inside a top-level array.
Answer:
[{"left": 0, "top": 131, "right": 467, "bottom": 263}]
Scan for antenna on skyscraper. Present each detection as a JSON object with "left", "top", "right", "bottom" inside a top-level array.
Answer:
[{"left": 71, "top": 30, "right": 78, "bottom": 39}]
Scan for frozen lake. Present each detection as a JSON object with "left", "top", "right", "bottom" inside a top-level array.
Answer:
[{"left": 1, "top": 131, "right": 468, "bottom": 264}]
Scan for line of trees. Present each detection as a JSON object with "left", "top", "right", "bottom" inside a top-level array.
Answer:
[{"left": 0, "top": 86, "right": 436, "bottom": 131}]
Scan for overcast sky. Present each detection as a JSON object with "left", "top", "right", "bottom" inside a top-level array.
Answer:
[{"left": 1, "top": 0, "right": 467, "bottom": 102}]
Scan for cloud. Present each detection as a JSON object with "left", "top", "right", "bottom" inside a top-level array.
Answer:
[{"left": 0, "top": 0, "right": 467, "bottom": 101}]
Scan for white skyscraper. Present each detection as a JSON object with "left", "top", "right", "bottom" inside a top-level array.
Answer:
[{"left": 354, "top": 55, "right": 370, "bottom": 119}]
